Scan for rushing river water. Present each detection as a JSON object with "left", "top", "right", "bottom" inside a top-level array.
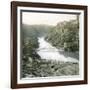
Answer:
[{"left": 37, "top": 37, "right": 78, "bottom": 63}]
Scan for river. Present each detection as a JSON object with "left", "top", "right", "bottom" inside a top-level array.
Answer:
[{"left": 37, "top": 37, "right": 78, "bottom": 63}]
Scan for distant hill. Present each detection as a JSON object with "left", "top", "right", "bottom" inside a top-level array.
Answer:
[{"left": 22, "top": 24, "right": 53, "bottom": 38}]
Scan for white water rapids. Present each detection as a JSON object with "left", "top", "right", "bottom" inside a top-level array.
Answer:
[{"left": 37, "top": 37, "right": 78, "bottom": 63}]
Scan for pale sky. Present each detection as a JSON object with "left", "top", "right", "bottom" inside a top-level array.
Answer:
[{"left": 22, "top": 12, "right": 77, "bottom": 26}]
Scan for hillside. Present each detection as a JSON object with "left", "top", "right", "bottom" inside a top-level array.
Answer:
[{"left": 45, "top": 20, "right": 79, "bottom": 52}]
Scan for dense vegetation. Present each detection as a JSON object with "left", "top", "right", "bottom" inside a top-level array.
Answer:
[
  {"left": 45, "top": 19, "right": 79, "bottom": 52},
  {"left": 21, "top": 17, "right": 79, "bottom": 78}
]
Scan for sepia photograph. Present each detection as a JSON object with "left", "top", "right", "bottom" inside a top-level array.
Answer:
[{"left": 21, "top": 11, "right": 79, "bottom": 79}]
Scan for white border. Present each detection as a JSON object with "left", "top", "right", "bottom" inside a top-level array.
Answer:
[{"left": 17, "top": 7, "right": 84, "bottom": 84}]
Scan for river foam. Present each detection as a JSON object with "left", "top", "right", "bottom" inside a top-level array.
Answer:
[{"left": 37, "top": 37, "right": 78, "bottom": 63}]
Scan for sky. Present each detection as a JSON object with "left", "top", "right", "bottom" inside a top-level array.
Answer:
[{"left": 22, "top": 12, "right": 77, "bottom": 26}]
